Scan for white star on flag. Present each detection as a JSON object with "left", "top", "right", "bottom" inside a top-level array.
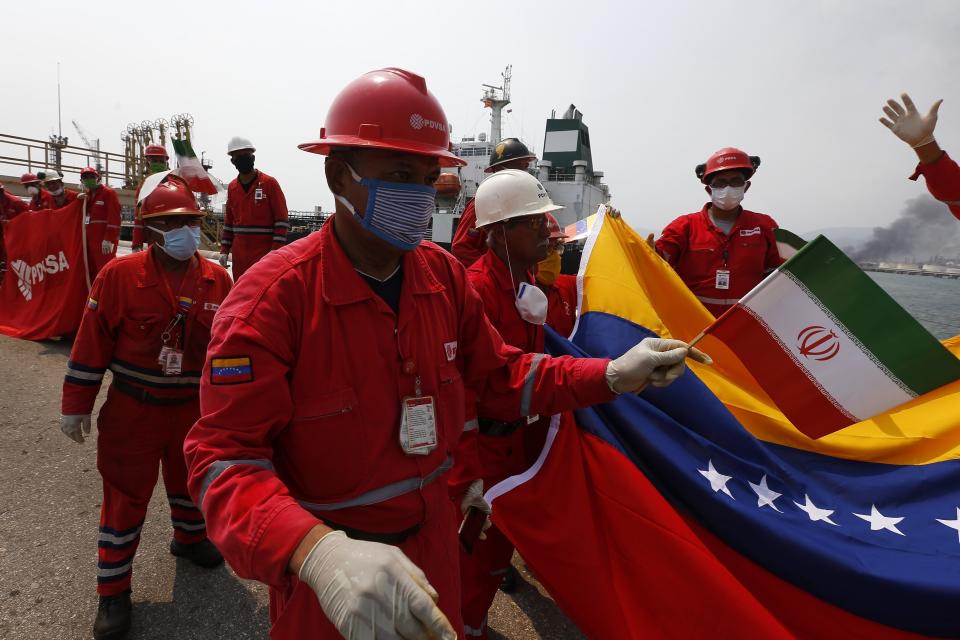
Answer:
[
  {"left": 749, "top": 475, "right": 782, "bottom": 512},
  {"left": 853, "top": 505, "right": 905, "bottom": 536},
  {"left": 793, "top": 494, "right": 839, "bottom": 525},
  {"left": 698, "top": 459, "right": 734, "bottom": 499},
  {"left": 936, "top": 508, "right": 960, "bottom": 543}
]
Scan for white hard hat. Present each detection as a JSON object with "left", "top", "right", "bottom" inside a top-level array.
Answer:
[
  {"left": 227, "top": 136, "right": 256, "bottom": 154},
  {"left": 474, "top": 169, "right": 563, "bottom": 227},
  {"left": 43, "top": 170, "right": 63, "bottom": 182}
]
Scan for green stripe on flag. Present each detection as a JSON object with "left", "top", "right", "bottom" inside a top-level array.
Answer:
[
  {"left": 171, "top": 138, "right": 195, "bottom": 159},
  {"left": 782, "top": 236, "right": 960, "bottom": 394}
]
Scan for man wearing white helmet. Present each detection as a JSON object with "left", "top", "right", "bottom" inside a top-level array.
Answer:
[
  {"left": 42, "top": 170, "right": 80, "bottom": 209},
  {"left": 219, "top": 137, "right": 289, "bottom": 279}
]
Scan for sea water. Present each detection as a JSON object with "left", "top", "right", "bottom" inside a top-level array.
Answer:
[{"left": 870, "top": 272, "right": 960, "bottom": 340}]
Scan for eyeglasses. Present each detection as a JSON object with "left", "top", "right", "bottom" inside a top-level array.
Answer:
[
  {"left": 709, "top": 177, "right": 746, "bottom": 189},
  {"left": 507, "top": 214, "right": 547, "bottom": 230}
]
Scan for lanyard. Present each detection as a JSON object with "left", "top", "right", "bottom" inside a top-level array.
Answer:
[{"left": 157, "top": 255, "right": 201, "bottom": 349}]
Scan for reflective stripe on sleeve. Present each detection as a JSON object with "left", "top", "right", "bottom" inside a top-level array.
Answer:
[
  {"left": 198, "top": 459, "right": 275, "bottom": 508},
  {"left": 299, "top": 456, "right": 453, "bottom": 513},
  {"left": 463, "top": 418, "right": 479, "bottom": 432},
  {"left": 695, "top": 295, "right": 740, "bottom": 306},
  {"left": 274, "top": 221, "right": 290, "bottom": 228},
  {"left": 520, "top": 353, "right": 545, "bottom": 417}
]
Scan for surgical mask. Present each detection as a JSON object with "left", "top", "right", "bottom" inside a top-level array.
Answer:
[
  {"left": 335, "top": 162, "right": 437, "bottom": 251},
  {"left": 82, "top": 177, "right": 98, "bottom": 191},
  {"left": 231, "top": 155, "right": 255, "bottom": 174},
  {"left": 149, "top": 162, "right": 168, "bottom": 174},
  {"left": 711, "top": 186, "right": 745, "bottom": 211},
  {"left": 50, "top": 186, "right": 64, "bottom": 196},
  {"left": 147, "top": 224, "right": 201, "bottom": 261},
  {"left": 536, "top": 250, "right": 561, "bottom": 286},
  {"left": 26, "top": 186, "right": 40, "bottom": 196},
  {"left": 501, "top": 226, "right": 549, "bottom": 325}
]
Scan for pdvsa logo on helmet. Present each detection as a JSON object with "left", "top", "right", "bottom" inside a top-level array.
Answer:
[
  {"left": 717, "top": 155, "right": 738, "bottom": 165},
  {"left": 10, "top": 252, "right": 70, "bottom": 301},
  {"left": 409, "top": 113, "right": 447, "bottom": 132}
]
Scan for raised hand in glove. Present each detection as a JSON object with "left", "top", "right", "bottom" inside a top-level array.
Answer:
[
  {"left": 218, "top": 253, "right": 229, "bottom": 268},
  {"left": 605, "top": 337, "right": 712, "bottom": 394},
  {"left": 298, "top": 530, "right": 457, "bottom": 640},
  {"left": 880, "top": 93, "right": 943, "bottom": 148},
  {"left": 60, "top": 415, "right": 92, "bottom": 443},
  {"left": 101, "top": 240, "right": 115, "bottom": 255},
  {"left": 460, "top": 479, "right": 492, "bottom": 542}
]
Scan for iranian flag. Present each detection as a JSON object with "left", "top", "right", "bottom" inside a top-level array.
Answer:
[
  {"left": 704, "top": 235, "right": 960, "bottom": 439},
  {"left": 171, "top": 138, "right": 225, "bottom": 195}
]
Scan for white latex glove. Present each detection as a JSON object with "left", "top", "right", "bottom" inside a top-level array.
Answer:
[
  {"left": 60, "top": 414, "right": 92, "bottom": 444},
  {"left": 299, "top": 530, "right": 456, "bottom": 640},
  {"left": 880, "top": 93, "right": 943, "bottom": 148},
  {"left": 101, "top": 240, "right": 115, "bottom": 255},
  {"left": 460, "top": 479, "right": 492, "bottom": 542},
  {"left": 605, "top": 338, "right": 712, "bottom": 394},
  {"left": 130, "top": 245, "right": 143, "bottom": 253},
  {"left": 218, "top": 253, "right": 229, "bottom": 268}
]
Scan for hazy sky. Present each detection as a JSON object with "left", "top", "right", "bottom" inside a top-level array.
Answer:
[{"left": 2, "top": 0, "right": 958, "bottom": 234}]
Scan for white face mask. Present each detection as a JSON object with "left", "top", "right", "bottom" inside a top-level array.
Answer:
[
  {"left": 501, "top": 226, "right": 549, "bottom": 325},
  {"left": 50, "top": 186, "right": 64, "bottom": 196},
  {"left": 515, "top": 282, "right": 548, "bottom": 325},
  {"left": 26, "top": 186, "right": 40, "bottom": 196},
  {"left": 711, "top": 186, "right": 745, "bottom": 211}
]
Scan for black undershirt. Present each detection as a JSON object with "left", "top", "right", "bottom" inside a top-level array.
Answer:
[
  {"left": 239, "top": 171, "right": 258, "bottom": 193},
  {"left": 358, "top": 266, "right": 403, "bottom": 315}
]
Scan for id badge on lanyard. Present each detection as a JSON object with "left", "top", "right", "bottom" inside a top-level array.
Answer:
[
  {"left": 157, "top": 258, "right": 198, "bottom": 377},
  {"left": 254, "top": 186, "right": 265, "bottom": 201},
  {"left": 399, "top": 376, "right": 438, "bottom": 456},
  {"left": 715, "top": 269, "right": 731, "bottom": 290}
]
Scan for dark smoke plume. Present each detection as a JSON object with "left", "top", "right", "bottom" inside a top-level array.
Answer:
[{"left": 853, "top": 196, "right": 960, "bottom": 262}]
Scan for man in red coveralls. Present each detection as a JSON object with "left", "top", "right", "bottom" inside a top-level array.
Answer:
[
  {"left": 22, "top": 173, "right": 49, "bottom": 211},
  {"left": 59, "top": 177, "right": 231, "bottom": 640},
  {"left": 218, "top": 137, "right": 289, "bottom": 279},
  {"left": 880, "top": 93, "right": 960, "bottom": 221},
  {"left": 458, "top": 168, "right": 565, "bottom": 638},
  {"left": 183, "top": 67, "right": 706, "bottom": 640},
  {"left": 0, "top": 184, "right": 29, "bottom": 277},
  {"left": 131, "top": 144, "right": 172, "bottom": 252},
  {"left": 451, "top": 137, "right": 537, "bottom": 268},
  {"left": 77, "top": 167, "right": 121, "bottom": 282},
  {"left": 655, "top": 148, "right": 783, "bottom": 317},
  {"left": 537, "top": 212, "right": 578, "bottom": 338},
  {"left": 41, "top": 170, "right": 79, "bottom": 209}
]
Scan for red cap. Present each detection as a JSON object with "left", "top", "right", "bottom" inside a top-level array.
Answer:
[
  {"left": 80, "top": 167, "right": 99, "bottom": 177},
  {"left": 144, "top": 144, "right": 169, "bottom": 159},
  {"left": 299, "top": 68, "right": 465, "bottom": 167},
  {"left": 696, "top": 147, "right": 760, "bottom": 184},
  {"left": 141, "top": 177, "right": 203, "bottom": 219},
  {"left": 545, "top": 212, "right": 568, "bottom": 239}
]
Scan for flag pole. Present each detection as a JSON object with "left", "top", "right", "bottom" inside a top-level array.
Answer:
[{"left": 81, "top": 198, "right": 91, "bottom": 292}]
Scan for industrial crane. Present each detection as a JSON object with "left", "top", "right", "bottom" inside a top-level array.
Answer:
[{"left": 71, "top": 119, "right": 102, "bottom": 172}]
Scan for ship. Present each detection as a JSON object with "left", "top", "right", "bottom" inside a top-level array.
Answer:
[{"left": 431, "top": 65, "right": 611, "bottom": 248}]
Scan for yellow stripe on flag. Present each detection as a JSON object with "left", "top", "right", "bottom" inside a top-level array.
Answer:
[{"left": 212, "top": 357, "right": 250, "bottom": 368}]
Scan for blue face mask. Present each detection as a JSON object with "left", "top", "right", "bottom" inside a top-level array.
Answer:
[
  {"left": 147, "top": 224, "right": 201, "bottom": 261},
  {"left": 334, "top": 162, "right": 437, "bottom": 251}
]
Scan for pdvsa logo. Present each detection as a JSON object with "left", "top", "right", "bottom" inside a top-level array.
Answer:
[
  {"left": 797, "top": 325, "right": 840, "bottom": 361},
  {"left": 409, "top": 113, "right": 447, "bottom": 132},
  {"left": 10, "top": 252, "right": 70, "bottom": 301}
]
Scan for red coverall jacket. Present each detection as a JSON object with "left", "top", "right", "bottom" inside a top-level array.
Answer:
[
  {"left": 41, "top": 188, "right": 79, "bottom": 210},
  {"left": 656, "top": 204, "right": 783, "bottom": 317},
  {"left": 183, "top": 221, "right": 614, "bottom": 639},
  {"left": 82, "top": 184, "right": 122, "bottom": 279},
  {"left": 545, "top": 274, "right": 578, "bottom": 338},
  {"left": 1, "top": 191, "right": 29, "bottom": 270},
  {"left": 451, "top": 199, "right": 488, "bottom": 268},
  {"left": 27, "top": 189, "right": 52, "bottom": 211},
  {"left": 911, "top": 151, "right": 960, "bottom": 221},
  {"left": 221, "top": 171, "right": 288, "bottom": 279},
  {"left": 62, "top": 248, "right": 233, "bottom": 413}
]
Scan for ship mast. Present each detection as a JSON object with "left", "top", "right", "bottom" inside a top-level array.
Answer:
[{"left": 481, "top": 65, "right": 511, "bottom": 144}]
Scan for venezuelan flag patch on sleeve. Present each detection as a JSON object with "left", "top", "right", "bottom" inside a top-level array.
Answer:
[
  {"left": 210, "top": 356, "right": 253, "bottom": 385},
  {"left": 87, "top": 297, "right": 98, "bottom": 310}
]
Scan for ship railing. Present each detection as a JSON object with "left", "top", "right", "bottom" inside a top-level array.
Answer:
[{"left": 0, "top": 133, "right": 130, "bottom": 188}]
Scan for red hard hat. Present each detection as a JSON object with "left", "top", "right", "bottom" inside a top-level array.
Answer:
[
  {"left": 545, "top": 212, "right": 568, "bottom": 239},
  {"left": 144, "top": 144, "right": 169, "bottom": 159},
  {"left": 696, "top": 147, "right": 761, "bottom": 184},
  {"left": 80, "top": 167, "right": 99, "bottom": 177},
  {"left": 141, "top": 177, "right": 203, "bottom": 220},
  {"left": 299, "top": 68, "right": 466, "bottom": 167},
  {"left": 20, "top": 173, "right": 40, "bottom": 185}
]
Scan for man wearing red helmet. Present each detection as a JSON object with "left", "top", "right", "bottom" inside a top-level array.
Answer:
[
  {"left": 78, "top": 167, "right": 122, "bottom": 282},
  {"left": 131, "top": 144, "right": 171, "bottom": 252},
  {"left": 184, "top": 68, "right": 703, "bottom": 640},
  {"left": 655, "top": 148, "right": 784, "bottom": 317},
  {"left": 22, "top": 173, "right": 50, "bottom": 211},
  {"left": 60, "top": 176, "right": 231, "bottom": 640},
  {"left": 880, "top": 93, "right": 960, "bottom": 221},
  {"left": 451, "top": 137, "right": 538, "bottom": 268}
]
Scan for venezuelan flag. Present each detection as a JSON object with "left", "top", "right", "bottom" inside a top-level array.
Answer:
[{"left": 488, "top": 210, "right": 960, "bottom": 638}]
